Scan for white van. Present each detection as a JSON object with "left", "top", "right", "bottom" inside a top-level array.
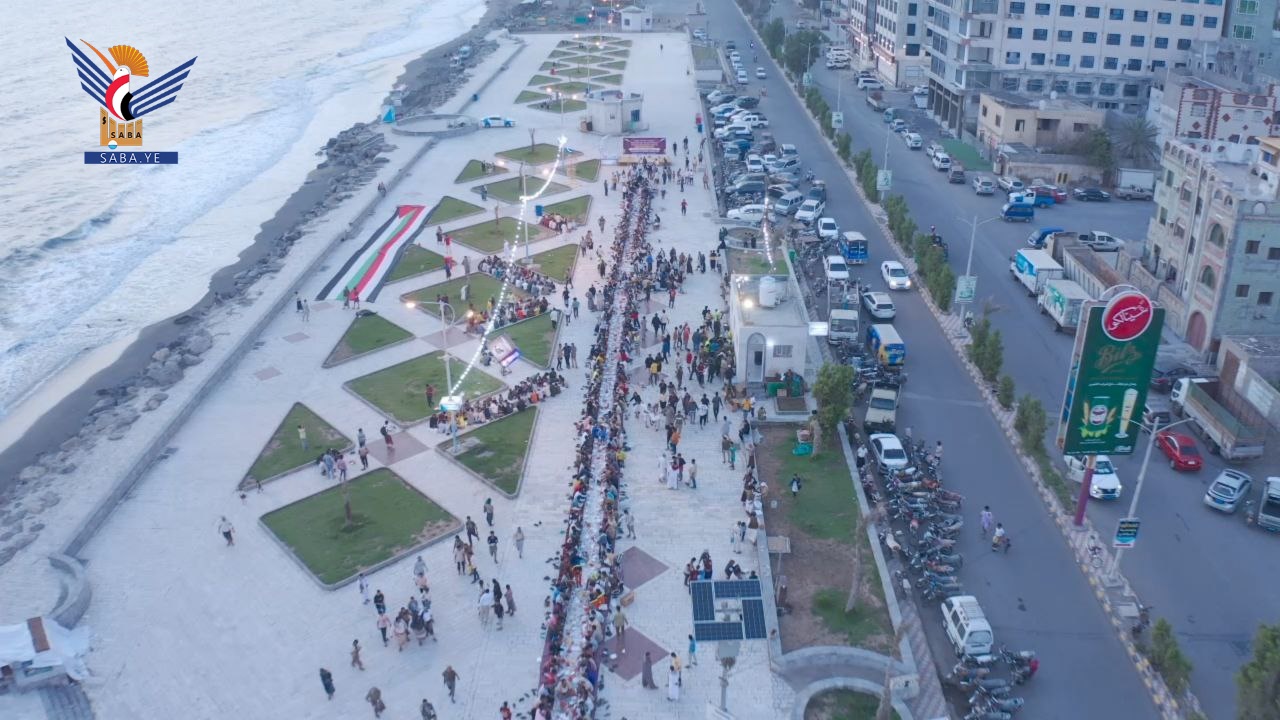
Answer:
[
  {"left": 772, "top": 191, "right": 805, "bottom": 216},
  {"left": 941, "top": 595, "right": 994, "bottom": 657}
]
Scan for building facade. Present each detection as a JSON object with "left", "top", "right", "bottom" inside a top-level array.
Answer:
[
  {"left": 869, "top": 0, "right": 930, "bottom": 86},
  {"left": 1147, "top": 68, "right": 1280, "bottom": 161},
  {"left": 1120, "top": 137, "right": 1280, "bottom": 352},
  {"left": 925, "top": 0, "right": 1228, "bottom": 138},
  {"left": 977, "top": 90, "right": 1104, "bottom": 150}
]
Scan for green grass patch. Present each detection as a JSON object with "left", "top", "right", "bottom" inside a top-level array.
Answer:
[
  {"left": 515, "top": 90, "right": 550, "bottom": 104},
  {"left": 556, "top": 40, "right": 586, "bottom": 50},
  {"left": 531, "top": 99, "right": 588, "bottom": 114},
  {"left": 529, "top": 74, "right": 558, "bottom": 86},
  {"left": 596, "top": 74, "right": 623, "bottom": 85},
  {"left": 325, "top": 313, "right": 414, "bottom": 366},
  {"left": 543, "top": 196, "right": 592, "bottom": 223},
  {"left": 426, "top": 196, "right": 483, "bottom": 225},
  {"left": 601, "top": 60, "right": 627, "bottom": 70},
  {"left": 567, "top": 159, "right": 601, "bottom": 182},
  {"left": 501, "top": 312, "right": 557, "bottom": 368},
  {"left": 348, "top": 351, "right": 504, "bottom": 424},
  {"left": 529, "top": 244, "right": 579, "bottom": 281},
  {"left": 385, "top": 245, "right": 446, "bottom": 284},
  {"left": 942, "top": 139, "right": 992, "bottom": 172},
  {"left": 481, "top": 176, "right": 570, "bottom": 203},
  {"left": 543, "top": 81, "right": 598, "bottom": 95},
  {"left": 812, "top": 588, "right": 894, "bottom": 650},
  {"left": 498, "top": 142, "right": 571, "bottom": 165},
  {"left": 558, "top": 66, "right": 607, "bottom": 79},
  {"left": 569, "top": 54, "right": 611, "bottom": 64},
  {"left": 245, "top": 403, "right": 351, "bottom": 486},
  {"left": 261, "top": 469, "right": 456, "bottom": 585},
  {"left": 612, "top": 39, "right": 632, "bottom": 47},
  {"left": 692, "top": 45, "right": 719, "bottom": 67},
  {"left": 803, "top": 688, "right": 901, "bottom": 720},
  {"left": 449, "top": 216, "right": 550, "bottom": 253},
  {"left": 540, "top": 61, "right": 567, "bottom": 71},
  {"left": 455, "top": 159, "right": 508, "bottom": 184},
  {"left": 605, "top": 48, "right": 630, "bottom": 58},
  {"left": 447, "top": 408, "right": 538, "bottom": 495},
  {"left": 771, "top": 437, "right": 858, "bottom": 543},
  {"left": 548, "top": 49, "right": 574, "bottom": 58},
  {"left": 402, "top": 273, "right": 528, "bottom": 317}
]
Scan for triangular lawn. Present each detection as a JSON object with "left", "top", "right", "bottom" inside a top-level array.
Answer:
[
  {"left": 244, "top": 403, "right": 352, "bottom": 487},
  {"left": 324, "top": 312, "right": 414, "bottom": 367},
  {"left": 445, "top": 407, "right": 539, "bottom": 496}
]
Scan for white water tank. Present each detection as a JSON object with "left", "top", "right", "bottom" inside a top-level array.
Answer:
[{"left": 759, "top": 276, "right": 781, "bottom": 308}]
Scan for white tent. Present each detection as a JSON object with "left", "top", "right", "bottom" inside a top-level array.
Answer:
[{"left": 0, "top": 618, "right": 90, "bottom": 689}]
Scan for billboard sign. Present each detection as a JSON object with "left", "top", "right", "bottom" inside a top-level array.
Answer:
[
  {"left": 1057, "top": 290, "right": 1164, "bottom": 456},
  {"left": 623, "top": 137, "right": 666, "bottom": 154}
]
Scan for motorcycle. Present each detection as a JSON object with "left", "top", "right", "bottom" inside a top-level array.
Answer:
[
  {"left": 998, "top": 645, "right": 1036, "bottom": 668},
  {"left": 1011, "top": 657, "right": 1039, "bottom": 685},
  {"left": 1131, "top": 603, "right": 1153, "bottom": 638}
]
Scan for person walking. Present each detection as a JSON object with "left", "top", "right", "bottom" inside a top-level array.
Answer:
[
  {"left": 420, "top": 699, "right": 438, "bottom": 720},
  {"left": 442, "top": 666, "right": 460, "bottom": 703},
  {"left": 376, "top": 612, "right": 391, "bottom": 646},
  {"left": 319, "top": 668, "right": 336, "bottom": 700},
  {"left": 351, "top": 639, "right": 366, "bottom": 671},
  {"left": 453, "top": 537, "right": 467, "bottom": 574},
  {"left": 302, "top": 300, "right": 311, "bottom": 322},
  {"left": 613, "top": 607, "right": 629, "bottom": 648},
  {"left": 365, "top": 686, "right": 385, "bottom": 717},
  {"left": 336, "top": 454, "right": 348, "bottom": 482},
  {"left": 478, "top": 587, "right": 492, "bottom": 626},
  {"left": 493, "top": 593, "right": 505, "bottom": 630},
  {"left": 298, "top": 425, "right": 308, "bottom": 450},
  {"left": 504, "top": 584, "right": 516, "bottom": 616},
  {"left": 641, "top": 652, "right": 657, "bottom": 689},
  {"left": 624, "top": 510, "right": 636, "bottom": 539},
  {"left": 667, "top": 664, "right": 681, "bottom": 702},
  {"left": 487, "top": 530, "right": 499, "bottom": 562},
  {"left": 483, "top": 498, "right": 495, "bottom": 527},
  {"left": 688, "top": 459, "right": 698, "bottom": 489},
  {"left": 373, "top": 589, "right": 386, "bottom": 615},
  {"left": 414, "top": 555, "right": 427, "bottom": 579},
  {"left": 730, "top": 523, "right": 740, "bottom": 554},
  {"left": 425, "top": 384, "right": 435, "bottom": 409},
  {"left": 358, "top": 573, "right": 371, "bottom": 605},
  {"left": 513, "top": 526, "right": 525, "bottom": 558},
  {"left": 790, "top": 474, "right": 802, "bottom": 497},
  {"left": 380, "top": 422, "right": 395, "bottom": 451},
  {"left": 465, "top": 516, "right": 479, "bottom": 546},
  {"left": 980, "top": 506, "right": 994, "bottom": 537},
  {"left": 217, "top": 516, "right": 235, "bottom": 546},
  {"left": 358, "top": 444, "right": 370, "bottom": 470},
  {"left": 357, "top": 427, "right": 367, "bottom": 448},
  {"left": 688, "top": 634, "right": 698, "bottom": 666}
]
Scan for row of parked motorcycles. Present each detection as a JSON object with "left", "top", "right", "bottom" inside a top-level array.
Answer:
[{"left": 867, "top": 439, "right": 1037, "bottom": 717}]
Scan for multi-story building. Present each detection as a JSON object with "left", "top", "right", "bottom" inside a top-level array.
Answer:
[
  {"left": 1119, "top": 137, "right": 1280, "bottom": 352},
  {"left": 1147, "top": 68, "right": 1280, "bottom": 162},
  {"left": 977, "top": 90, "right": 1104, "bottom": 150},
  {"left": 846, "top": 0, "right": 878, "bottom": 62},
  {"left": 925, "top": 0, "right": 1228, "bottom": 139},
  {"left": 868, "top": 0, "right": 929, "bottom": 86}
]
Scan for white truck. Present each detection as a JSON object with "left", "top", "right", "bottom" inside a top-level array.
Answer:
[
  {"left": 828, "top": 308, "right": 860, "bottom": 344},
  {"left": 1038, "top": 278, "right": 1091, "bottom": 332},
  {"left": 1255, "top": 477, "right": 1280, "bottom": 533},
  {"left": 1010, "top": 248, "right": 1064, "bottom": 297},
  {"left": 1116, "top": 168, "right": 1156, "bottom": 192}
]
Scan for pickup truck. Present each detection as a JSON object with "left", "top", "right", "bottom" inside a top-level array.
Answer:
[
  {"left": 1038, "top": 278, "right": 1091, "bottom": 332},
  {"left": 863, "top": 383, "right": 900, "bottom": 434},
  {"left": 1114, "top": 185, "right": 1154, "bottom": 200},
  {"left": 866, "top": 93, "right": 888, "bottom": 113},
  {"left": 1010, "top": 248, "right": 1064, "bottom": 296},
  {"left": 1254, "top": 477, "right": 1280, "bottom": 532},
  {"left": 1172, "top": 378, "right": 1267, "bottom": 460}
]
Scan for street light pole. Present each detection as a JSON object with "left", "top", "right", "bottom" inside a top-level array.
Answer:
[
  {"left": 1107, "top": 417, "right": 1195, "bottom": 580},
  {"left": 407, "top": 299, "right": 464, "bottom": 452},
  {"left": 956, "top": 215, "right": 999, "bottom": 316}
]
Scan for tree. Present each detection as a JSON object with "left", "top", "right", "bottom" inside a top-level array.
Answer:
[
  {"left": 974, "top": 328, "right": 1003, "bottom": 383},
  {"left": 1238, "top": 623, "right": 1280, "bottom": 719},
  {"left": 998, "top": 375, "right": 1016, "bottom": 409},
  {"left": 1148, "top": 619, "right": 1193, "bottom": 695},
  {"left": 813, "top": 362, "right": 856, "bottom": 441},
  {"left": 761, "top": 18, "right": 786, "bottom": 56},
  {"left": 1014, "top": 395, "right": 1047, "bottom": 447},
  {"left": 836, "top": 132, "right": 852, "bottom": 162},
  {"left": 1075, "top": 128, "right": 1117, "bottom": 178},
  {"left": 1111, "top": 116, "right": 1161, "bottom": 168},
  {"left": 782, "top": 30, "right": 824, "bottom": 77}
]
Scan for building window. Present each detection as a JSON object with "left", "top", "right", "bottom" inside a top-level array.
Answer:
[
  {"left": 1051, "top": 79, "right": 1067, "bottom": 93},
  {"left": 1057, "top": 30, "right": 1072, "bottom": 41},
  {"left": 1031, "top": 52, "right": 1046, "bottom": 65},
  {"left": 1085, "top": 5, "right": 1100, "bottom": 18},
  {"left": 1190, "top": 103, "right": 1208, "bottom": 117},
  {"left": 1002, "top": 77, "right": 1021, "bottom": 91},
  {"left": 1007, "top": 26, "right": 1023, "bottom": 39},
  {"left": 1204, "top": 16, "right": 1218, "bottom": 28},
  {"left": 1056, "top": 53, "right": 1071, "bottom": 66},
  {"left": 1127, "top": 59, "right": 1143, "bottom": 71},
  {"left": 1237, "top": 0, "right": 1259, "bottom": 13},
  {"left": 1027, "top": 78, "right": 1046, "bottom": 92},
  {"left": 1209, "top": 224, "right": 1226, "bottom": 246},
  {"left": 995, "top": 115, "right": 1002, "bottom": 126},
  {"left": 1269, "top": 247, "right": 1280, "bottom": 260},
  {"left": 1199, "top": 265, "right": 1217, "bottom": 289},
  {"left": 1181, "top": 14, "right": 1196, "bottom": 26},
  {"left": 1157, "top": 12, "right": 1172, "bottom": 24},
  {"left": 1166, "top": 170, "right": 1175, "bottom": 186},
  {"left": 1033, "top": 28, "right": 1048, "bottom": 40},
  {"left": 1109, "top": 8, "right": 1124, "bottom": 19},
  {"left": 1124, "top": 83, "right": 1140, "bottom": 97},
  {"left": 1262, "top": 292, "right": 1275, "bottom": 306},
  {"left": 1236, "top": 284, "right": 1251, "bottom": 297},
  {"left": 1010, "top": 1, "right": 1026, "bottom": 12},
  {"left": 1106, "top": 33, "right": 1121, "bottom": 45},
  {"left": 908, "top": 2, "right": 918, "bottom": 14},
  {"left": 1035, "top": 2, "right": 1050, "bottom": 14},
  {"left": 1060, "top": 4, "right": 1075, "bottom": 15},
  {"left": 1232, "top": 24, "right": 1255, "bottom": 39},
  {"left": 1134, "top": 9, "right": 1149, "bottom": 21},
  {"left": 772, "top": 344, "right": 793, "bottom": 358},
  {"left": 1015, "top": 119, "right": 1026, "bottom": 131},
  {"left": 1177, "top": 38, "right": 1192, "bottom": 50},
  {"left": 1005, "top": 51, "right": 1022, "bottom": 64},
  {"left": 1080, "top": 55, "right": 1095, "bottom": 68},
  {"left": 1083, "top": 31, "right": 1098, "bottom": 43},
  {"left": 1246, "top": 240, "right": 1261, "bottom": 254},
  {"left": 1103, "top": 57, "right": 1119, "bottom": 70},
  {"left": 1159, "top": 206, "right": 1169, "bottom": 224},
  {"left": 1075, "top": 83, "right": 1093, "bottom": 96},
  {"left": 1155, "top": 37, "right": 1169, "bottom": 49},
  {"left": 1130, "top": 35, "right": 1145, "bottom": 47}
]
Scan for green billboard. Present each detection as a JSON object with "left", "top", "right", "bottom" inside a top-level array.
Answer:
[{"left": 1057, "top": 290, "right": 1164, "bottom": 456}]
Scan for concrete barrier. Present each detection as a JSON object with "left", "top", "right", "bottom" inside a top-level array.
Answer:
[
  {"left": 47, "top": 554, "right": 91, "bottom": 628},
  {"left": 789, "top": 676, "right": 914, "bottom": 720}
]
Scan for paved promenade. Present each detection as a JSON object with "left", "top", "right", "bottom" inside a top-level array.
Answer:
[{"left": 60, "top": 32, "right": 795, "bottom": 720}]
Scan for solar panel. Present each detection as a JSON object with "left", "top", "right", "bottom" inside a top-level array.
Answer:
[
  {"left": 713, "top": 579, "right": 763, "bottom": 599},
  {"left": 742, "top": 599, "right": 768, "bottom": 640},
  {"left": 694, "top": 621, "right": 745, "bottom": 642},
  {"left": 691, "top": 581, "right": 715, "bottom": 622}
]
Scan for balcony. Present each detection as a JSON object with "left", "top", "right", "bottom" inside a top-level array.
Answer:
[{"left": 965, "top": 0, "right": 998, "bottom": 15}]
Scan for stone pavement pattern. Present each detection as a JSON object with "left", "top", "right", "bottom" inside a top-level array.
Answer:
[{"left": 58, "top": 33, "right": 799, "bottom": 720}]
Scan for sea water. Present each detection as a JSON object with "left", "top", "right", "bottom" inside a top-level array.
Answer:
[{"left": 0, "top": 0, "right": 486, "bottom": 422}]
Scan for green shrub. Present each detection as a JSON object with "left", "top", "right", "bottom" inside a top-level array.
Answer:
[
  {"left": 998, "top": 376, "right": 1016, "bottom": 409},
  {"left": 1147, "top": 619, "right": 1193, "bottom": 696}
]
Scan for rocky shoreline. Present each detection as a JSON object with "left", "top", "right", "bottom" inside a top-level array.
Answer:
[{"left": 0, "top": 0, "right": 538, "bottom": 567}]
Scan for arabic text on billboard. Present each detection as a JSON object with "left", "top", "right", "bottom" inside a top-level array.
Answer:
[
  {"left": 1057, "top": 291, "right": 1164, "bottom": 456},
  {"left": 623, "top": 137, "right": 666, "bottom": 155}
]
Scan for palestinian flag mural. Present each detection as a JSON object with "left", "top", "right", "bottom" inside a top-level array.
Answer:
[{"left": 318, "top": 205, "right": 427, "bottom": 302}]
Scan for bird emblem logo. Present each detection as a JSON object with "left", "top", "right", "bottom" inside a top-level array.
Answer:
[{"left": 66, "top": 38, "right": 196, "bottom": 152}]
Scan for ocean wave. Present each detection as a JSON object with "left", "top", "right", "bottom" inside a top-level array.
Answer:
[{"left": 38, "top": 208, "right": 119, "bottom": 251}]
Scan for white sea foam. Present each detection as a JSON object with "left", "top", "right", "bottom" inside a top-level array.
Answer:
[{"left": 0, "top": 0, "right": 486, "bottom": 420}]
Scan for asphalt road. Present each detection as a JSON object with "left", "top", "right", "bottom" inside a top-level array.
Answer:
[
  {"left": 716, "top": 4, "right": 1280, "bottom": 715},
  {"left": 702, "top": 1, "right": 1164, "bottom": 717}
]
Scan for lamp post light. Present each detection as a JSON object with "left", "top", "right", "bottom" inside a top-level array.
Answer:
[
  {"left": 406, "top": 299, "right": 465, "bottom": 451},
  {"left": 955, "top": 214, "right": 1002, "bottom": 316}
]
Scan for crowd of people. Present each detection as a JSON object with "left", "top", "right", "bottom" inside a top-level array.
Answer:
[
  {"left": 423, "top": 371, "right": 566, "bottom": 432},
  {"left": 477, "top": 255, "right": 558, "bottom": 297}
]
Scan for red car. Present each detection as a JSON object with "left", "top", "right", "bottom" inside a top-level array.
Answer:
[
  {"left": 1029, "top": 185, "right": 1069, "bottom": 203},
  {"left": 1156, "top": 431, "right": 1203, "bottom": 471}
]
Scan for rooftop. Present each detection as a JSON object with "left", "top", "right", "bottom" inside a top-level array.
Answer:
[
  {"left": 981, "top": 90, "right": 1094, "bottom": 114},
  {"left": 1223, "top": 334, "right": 1280, "bottom": 359},
  {"left": 731, "top": 274, "right": 808, "bottom": 325}
]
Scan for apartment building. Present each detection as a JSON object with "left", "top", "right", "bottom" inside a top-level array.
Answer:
[
  {"left": 1147, "top": 67, "right": 1280, "bottom": 162},
  {"left": 925, "top": 0, "right": 1228, "bottom": 138},
  {"left": 870, "top": 0, "right": 930, "bottom": 85},
  {"left": 846, "top": 0, "right": 877, "bottom": 61},
  {"left": 1119, "top": 137, "right": 1280, "bottom": 351},
  {"left": 977, "top": 90, "right": 1103, "bottom": 149}
]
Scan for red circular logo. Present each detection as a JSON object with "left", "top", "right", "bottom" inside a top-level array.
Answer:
[{"left": 1102, "top": 291, "right": 1154, "bottom": 342}]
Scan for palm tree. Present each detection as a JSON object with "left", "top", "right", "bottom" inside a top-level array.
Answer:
[{"left": 1110, "top": 116, "right": 1161, "bottom": 167}]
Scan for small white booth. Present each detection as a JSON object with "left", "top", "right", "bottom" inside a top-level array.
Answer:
[
  {"left": 582, "top": 89, "right": 646, "bottom": 135},
  {"left": 727, "top": 275, "right": 809, "bottom": 385},
  {"left": 618, "top": 6, "right": 653, "bottom": 31}
]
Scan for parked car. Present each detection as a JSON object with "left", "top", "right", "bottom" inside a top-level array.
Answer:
[
  {"left": 779, "top": 144, "right": 800, "bottom": 159},
  {"left": 1150, "top": 364, "right": 1198, "bottom": 392},
  {"left": 817, "top": 217, "right": 840, "bottom": 240},
  {"left": 807, "top": 181, "right": 827, "bottom": 203},
  {"left": 736, "top": 70, "right": 749, "bottom": 84},
  {"left": 693, "top": 29, "right": 707, "bottom": 40},
  {"left": 890, "top": 119, "right": 909, "bottom": 133},
  {"left": 912, "top": 85, "right": 929, "bottom": 97},
  {"left": 972, "top": 176, "right": 996, "bottom": 195},
  {"left": 1064, "top": 455, "right": 1122, "bottom": 500},
  {"left": 705, "top": 90, "right": 735, "bottom": 104},
  {"left": 870, "top": 433, "right": 910, "bottom": 471},
  {"left": 881, "top": 260, "right": 911, "bottom": 290},
  {"left": 1115, "top": 185, "right": 1154, "bottom": 200},
  {"left": 931, "top": 152, "right": 952, "bottom": 171},
  {"left": 767, "top": 183, "right": 798, "bottom": 200},
  {"left": 756, "top": 67, "right": 767, "bottom": 79},
  {"left": 735, "top": 96, "right": 761, "bottom": 109},
  {"left": 1030, "top": 185, "right": 1069, "bottom": 203},
  {"left": 770, "top": 170, "right": 802, "bottom": 185},
  {"left": 1073, "top": 187, "right": 1112, "bottom": 201},
  {"left": 480, "top": 115, "right": 516, "bottom": 128},
  {"left": 1204, "top": 469, "right": 1253, "bottom": 513},
  {"left": 925, "top": 142, "right": 944, "bottom": 159},
  {"left": 862, "top": 291, "right": 897, "bottom": 320},
  {"left": 794, "top": 199, "right": 826, "bottom": 225},
  {"left": 1079, "top": 233, "right": 1124, "bottom": 252},
  {"left": 726, "top": 204, "right": 768, "bottom": 224},
  {"left": 766, "top": 156, "right": 800, "bottom": 173},
  {"left": 1157, "top": 430, "right": 1204, "bottom": 471},
  {"left": 857, "top": 77, "right": 884, "bottom": 90},
  {"left": 745, "top": 155, "right": 765, "bottom": 174},
  {"left": 903, "top": 132, "right": 923, "bottom": 149},
  {"left": 825, "top": 255, "right": 850, "bottom": 282},
  {"left": 997, "top": 176, "right": 1025, "bottom": 192}
]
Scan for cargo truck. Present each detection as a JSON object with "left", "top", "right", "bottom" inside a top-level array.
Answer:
[
  {"left": 1009, "top": 248, "right": 1065, "bottom": 297},
  {"left": 1037, "top": 278, "right": 1091, "bottom": 332},
  {"left": 1254, "top": 477, "right": 1280, "bottom": 532},
  {"left": 1171, "top": 378, "right": 1267, "bottom": 461}
]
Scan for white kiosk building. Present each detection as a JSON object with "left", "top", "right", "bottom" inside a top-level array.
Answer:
[
  {"left": 727, "top": 274, "right": 809, "bottom": 386},
  {"left": 582, "top": 89, "right": 646, "bottom": 135}
]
